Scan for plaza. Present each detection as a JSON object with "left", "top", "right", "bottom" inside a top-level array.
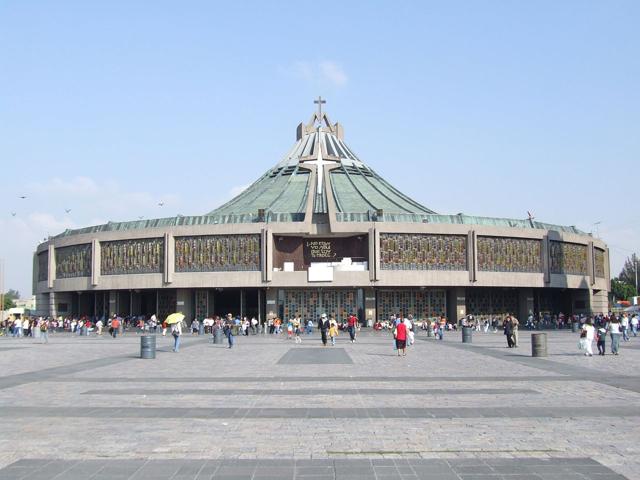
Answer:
[{"left": 0, "top": 328, "right": 638, "bottom": 479}]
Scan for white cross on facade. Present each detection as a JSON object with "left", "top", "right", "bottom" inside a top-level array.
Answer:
[{"left": 304, "top": 133, "right": 336, "bottom": 195}]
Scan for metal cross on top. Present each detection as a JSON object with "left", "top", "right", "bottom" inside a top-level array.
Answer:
[{"left": 314, "top": 96, "right": 326, "bottom": 123}]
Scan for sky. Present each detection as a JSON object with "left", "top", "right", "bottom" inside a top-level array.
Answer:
[{"left": 1, "top": 1, "right": 639, "bottom": 297}]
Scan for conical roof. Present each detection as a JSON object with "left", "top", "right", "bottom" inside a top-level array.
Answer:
[{"left": 208, "top": 108, "right": 436, "bottom": 221}]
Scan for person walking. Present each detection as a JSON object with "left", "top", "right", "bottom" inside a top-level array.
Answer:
[
  {"left": 621, "top": 314, "right": 630, "bottom": 342},
  {"left": 511, "top": 314, "right": 520, "bottom": 348},
  {"left": 223, "top": 320, "right": 235, "bottom": 349},
  {"left": 39, "top": 318, "right": 49, "bottom": 344},
  {"left": 171, "top": 320, "right": 182, "bottom": 352},
  {"left": 329, "top": 318, "right": 338, "bottom": 346},
  {"left": 438, "top": 316, "right": 446, "bottom": 340},
  {"left": 581, "top": 318, "right": 595, "bottom": 356},
  {"left": 293, "top": 317, "right": 302, "bottom": 344},
  {"left": 318, "top": 313, "right": 329, "bottom": 346},
  {"left": 347, "top": 313, "right": 357, "bottom": 343},
  {"left": 631, "top": 314, "right": 638, "bottom": 337},
  {"left": 111, "top": 316, "right": 120, "bottom": 339},
  {"left": 596, "top": 324, "right": 607, "bottom": 355},
  {"left": 394, "top": 318, "right": 407, "bottom": 356},
  {"left": 608, "top": 317, "right": 622, "bottom": 355},
  {"left": 503, "top": 316, "right": 514, "bottom": 348}
]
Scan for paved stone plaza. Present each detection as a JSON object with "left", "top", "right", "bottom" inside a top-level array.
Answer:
[{"left": 0, "top": 329, "right": 638, "bottom": 479}]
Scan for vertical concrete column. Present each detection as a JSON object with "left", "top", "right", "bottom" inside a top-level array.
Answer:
[
  {"left": 35, "top": 293, "right": 48, "bottom": 317},
  {"left": 605, "top": 247, "right": 611, "bottom": 292},
  {"left": 364, "top": 287, "right": 376, "bottom": 326},
  {"left": 208, "top": 290, "right": 215, "bottom": 317},
  {"left": 587, "top": 241, "right": 595, "bottom": 286},
  {"left": 265, "top": 289, "right": 278, "bottom": 318},
  {"left": 131, "top": 291, "right": 142, "bottom": 315},
  {"left": 108, "top": 291, "right": 117, "bottom": 317},
  {"left": 589, "top": 289, "right": 608, "bottom": 315},
  {"left": 176, "top": 289, "right": 194, "bottom": 320},
  {"left": 374, "top": 229, "right": 381, "bottom": 281},
  {"left": 91, "top": 239, "right": 100, "bottom": 287},
  {"left": 32, "top": 253, "right": 38, "bottom": 297},
  {"left": 368, "top": 228, "right": 377, "bottom": 281},
  {"left": 263, "top": 228, "right": 273, "bottom": 283},
  {"left": 48, "top": 244, "right": 55, "bottom": 289},
  {"left": 240, "top": 289, "right": 245, "bottom": 318},
  {"left": 257, "top": 289, "right": 262, "bottom": 324},
  {"left": 518, "top": 288, "right": 534, "bottom": 322},
  {"left": 49, "top": 292, "right": 57, "bottom": 318},
  {"left": 467, "top": 230, "right": 477, "bottom": 282},
  {"left": 164, "top": 233, "right": 174, "bottom": 284},
  {"left": 542, "top": 235, "right": 550, "bottom": 284},
  {"left": 447, "top": 287, "right": 466, "bottom": 323}
]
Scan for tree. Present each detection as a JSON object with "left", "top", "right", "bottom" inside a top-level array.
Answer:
[
  {"left": 611, "top": 278, "right": 637, "bottom": 302},
  {"left": 2, "top": 295, "right": 15, "bottom": 310},
  {"left": 4, "top": 289, "right": 19, "bottom": 301},
  {"left": 618, "top": 254, "right": 639, "bottom": 288}
]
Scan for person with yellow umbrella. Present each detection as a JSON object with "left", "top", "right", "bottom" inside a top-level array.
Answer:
[{"left": 165, "top": 313, "right": 184, "bottom": 353}]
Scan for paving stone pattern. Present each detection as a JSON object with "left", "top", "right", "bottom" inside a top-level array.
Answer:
[
  {"left": 0, "top": 330, "right": 639, "bottom": 479},
  {"left": 0, "top": 457, "right": 625, "bottom": 480}
]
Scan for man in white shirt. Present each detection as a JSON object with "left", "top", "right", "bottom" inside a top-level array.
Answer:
[{"left": 621, "top": 314, "right": 630, "bottom": 342}]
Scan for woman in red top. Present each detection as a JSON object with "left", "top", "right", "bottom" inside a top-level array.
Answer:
[{"left": 395, "top": 321, "right": 407, "bottom": 356}]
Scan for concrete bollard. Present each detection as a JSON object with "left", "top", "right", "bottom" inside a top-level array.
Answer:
[
  {"left": 531, "top": 333, "right": 547, "bottom": 357},
  {"left": 140, "top": 335, "right": 156, "bottom": 359},
  {"left": 571, "top": 322, "right": 579, "bottom": 333}
]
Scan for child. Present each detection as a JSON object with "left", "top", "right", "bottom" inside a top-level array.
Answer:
[
  {"left": 596, "top": 326, "right": 606, "bottom": 356},
  {"left": 287, "top": 322, "right": 293, "bottom": 339},
  {"left": 329, "top": 319, "right": 338, "bottom": 346}
]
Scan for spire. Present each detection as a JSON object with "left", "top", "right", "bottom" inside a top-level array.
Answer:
[{"left": 296, "top": 97, "right": 344, "bottom": 140}]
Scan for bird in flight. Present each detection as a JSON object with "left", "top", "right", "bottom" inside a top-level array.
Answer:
[
  {"left": 19, "top": 195, "right": 27, "bottom": 199},
  {"left": 65, "top": 208, "right": 72, "bottom": 213},
  {"left": 158, "top": 201, "right": 164, "bottom": 207},
  {"left": 11, "top": 212, "right": 16, "bottom": 216}
]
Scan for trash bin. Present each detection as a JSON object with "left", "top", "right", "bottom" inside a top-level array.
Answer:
[
  {"left": 571, "top": 322, "right": 579, "bottom": 333},
  {"left": 199, "top": 323, "right": 204, "bottom": 336},
  {"left": 427, "top": 324, "right": 433, "bottom": 337},
  {"left": 213, "top": 327, "right": 223, "bottom": 344},
  {"left": 531, "top": 332, "right": 547, "bottom": 357},
  {"left": 462, "top": 326, "right": 473, "bottom": 343},
  {"left": 140, "top": 335, "right": 156, "bottom": 359}
]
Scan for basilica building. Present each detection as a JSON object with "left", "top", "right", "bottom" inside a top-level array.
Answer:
[{"left": 34, "top": 102, "right": 610, "bottom": 324}]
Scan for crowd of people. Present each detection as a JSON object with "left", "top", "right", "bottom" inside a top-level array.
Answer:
[
  {"left": 3, "top": 309, "right": 636, "bottom": 358},
  {"left": 577, "top": 312, "right": 638, "bottom": 356}
]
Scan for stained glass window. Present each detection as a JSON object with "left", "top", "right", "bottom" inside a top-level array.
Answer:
[
  {"left": 55, "top": 244, "right": 91, "bottom": 279},
  {"left": 377, "top": 290, "right": 446, "bottom": 322},
  {"left": 101, "top": 238, "right": 164, "bottom": 275},
  {"left": 594, "top": 248, "right": 606, "bottom": 278},
  {"left": 549, "top": 241, "right": 588, "bottom": 275},
  {"left": 477, "top": 237, "right": 542, "bottom": 273},
  {"left": 38, "top": 251, "right": 48, "bottom": 282},
  {"left": 466, "top": 288, "right": 518, "bottom": 316},
  {"left": 380, "top": 233, "right": 467, "bottom": 271},
  {"left": 174, "top": 235, "right": 260, "bottom": 272},
  {"left": 279, "top": 289, "right": 358, "bottom": 323}
]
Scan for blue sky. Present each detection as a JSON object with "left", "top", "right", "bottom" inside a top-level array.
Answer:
[{"left": 1, "top": 1, "right": 638, "bottom": 296}]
